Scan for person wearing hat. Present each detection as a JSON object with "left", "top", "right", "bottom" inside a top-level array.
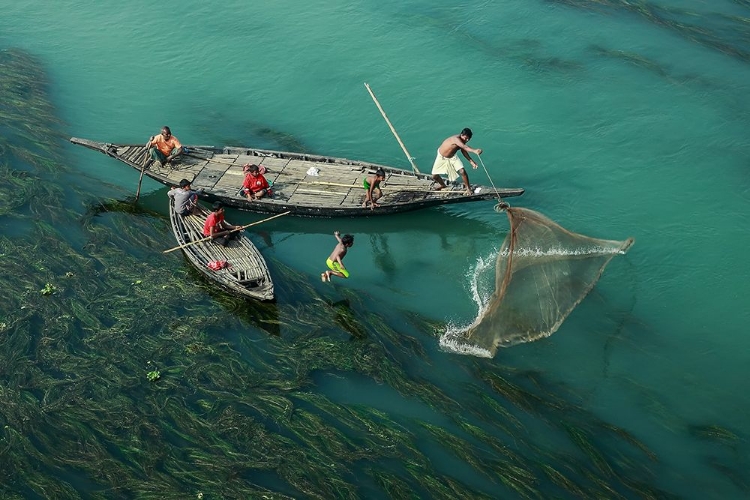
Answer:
[
  {"left": 167, "top": 178, "right": 200, "bottom": 216},
  {"left": 203, "top": 201, "right": 240, "bottom": 247}
]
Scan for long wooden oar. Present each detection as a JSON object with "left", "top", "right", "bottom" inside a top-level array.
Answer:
[
  {"left": 163, "top": 210, "right": 290, "bottom": 254},
  {"left": 135, "top": 141, "right": 151, "bottom": 201},
  {"left": 301, "top": 180, "right": 462, "bottom": 196},
  {"left": 364, "top": 83, "right": 421, "bottom": 174},
  {"left": 304, "top": 181, "right": 360, "bottom": 188}
]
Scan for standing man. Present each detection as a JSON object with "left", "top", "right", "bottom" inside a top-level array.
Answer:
[
  {"left": 146, "top": 126, "right": 184, "bottom": 167},
  {"left": 431, "top": 127, "right": 483, "bottom": 195}
]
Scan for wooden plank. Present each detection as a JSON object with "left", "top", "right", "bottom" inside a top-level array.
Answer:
[
  {"left": 287, "top": 193, "right": 339, "bottom": 204},
  {"left": 234, "top": 154, "right": 268, "bottom": 165},
  {"left": 192, "top": 163, "right": 229, "bottom": 191},
  {"left": 181, "top": 215, "right": 265, "bottom": 278},
  {"left": 284, "top": 159, "right": 363, "bottom": 174},
  {"left": 293, "top": 188, "right": 349, "bottom": 196},
  {"left": 258, "top": 157, "right": 291, "bottom": 169},
  {"left": 122, "top": 146, "right": 141, "bottom": 162},
  {"left": 317, "top": 174, "right": 361, "bottom": 185}
]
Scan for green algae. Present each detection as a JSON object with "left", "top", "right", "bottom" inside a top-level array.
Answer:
[{"left": 0, "top": 45, "right": 740, "bottom": 500}]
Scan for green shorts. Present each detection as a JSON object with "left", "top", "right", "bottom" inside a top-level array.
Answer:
[{"left": 326, "top": 258, "right": 350, "bottom": 278}]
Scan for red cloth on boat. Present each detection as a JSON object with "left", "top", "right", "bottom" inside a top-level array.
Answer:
[{"left": 207, "top": 260, "right": 229, "bottom": 271}]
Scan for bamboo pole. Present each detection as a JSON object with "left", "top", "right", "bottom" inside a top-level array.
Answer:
[
  {"left": 135, "top": 143, "right": 151, "bottom": 201},
  {"left": 364, "top": 83, "right": 421, "bottom": 174},
  {"left": 294, "top": 189, "right": 348, "bottom": 196},
  {"left": 303, "top": 180, "right": 434, "bottom": 189},
  {"left": 301, "top": 180, "right": 452, "bottom": 192},
  {"left": 305, "top": 181, "right": 360, "bottom": 188},
  {"left": 163, "top": 211, "right": 291, "bottom": 254},
  {"left": 298, "top": 181, "right": 464, "bottom": 195}
]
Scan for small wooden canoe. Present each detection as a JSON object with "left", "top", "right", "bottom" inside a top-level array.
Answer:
[
  {"left": 71, "top": 137, "right": 524, "bottom": 217},
  {"left": 169, "top": 202, "right": 274, "bottom": 301}
]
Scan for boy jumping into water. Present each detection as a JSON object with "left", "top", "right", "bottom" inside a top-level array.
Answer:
[{"left": 322, "top": 231, "right": 354, "bottom": 282}]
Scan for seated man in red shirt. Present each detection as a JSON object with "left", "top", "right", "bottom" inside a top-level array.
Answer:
[
  {"left": 203, "top": 201, "right": 240, "bottom": 247},
  {"left": 146, "top": 126, "right": 184, "bottom": 166},
  {"left": 241, "top": 164, "right": 271, "bottom": 201}
]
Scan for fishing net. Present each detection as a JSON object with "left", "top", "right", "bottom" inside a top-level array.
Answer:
[{"left": 445, "top": 207, "right": 634, "bottom": 357}]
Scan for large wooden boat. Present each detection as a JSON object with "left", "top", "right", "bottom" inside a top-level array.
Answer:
[
  {"left": 168, "top": 202, "right": 274, "bottom": 301},
  {"left": 71, "top": 137, "right": 524, "bottom": 217}
]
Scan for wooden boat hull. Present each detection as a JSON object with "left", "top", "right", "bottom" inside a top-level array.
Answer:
[
  {"left": 71, "top": 137, "right": 524, "bottom": 217},
  {"left": 169, "top": 203, "right": 274, "bottom": 301}
]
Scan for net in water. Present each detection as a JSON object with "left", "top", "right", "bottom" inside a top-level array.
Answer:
[{"left": 444, "top": 207, "right": 634, "bottom": 357}]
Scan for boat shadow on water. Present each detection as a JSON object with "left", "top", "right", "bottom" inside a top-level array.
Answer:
[
  {"left": 185, "top": 263, "right": 283, "bottom": 337},
  {"left": 85, "top": 195, "right": 375, "bottom": 341}
]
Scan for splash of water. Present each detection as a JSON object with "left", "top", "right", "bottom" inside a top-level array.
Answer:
[
  {"left": 499, "top": 246, "right": 630, "bottom": 257},
  {"left": 439, "top": 250, "right": 497, "bottom": 357},
  {"left": 440, "top": 207, "right": 633, "bottom": 357}
]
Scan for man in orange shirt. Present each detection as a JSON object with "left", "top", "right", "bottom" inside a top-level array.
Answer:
[{"left": 146, "top": 126, "right": 184, "bottom": 166}]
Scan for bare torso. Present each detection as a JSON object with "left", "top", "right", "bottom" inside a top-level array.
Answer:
[
  {"left": 438, "top": 134, "right": 466, "bottom": 158},
  {"left": 328, "top": 243, "right": 348, "bottom": 263}
]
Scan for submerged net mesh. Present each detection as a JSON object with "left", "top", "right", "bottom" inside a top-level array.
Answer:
[{"left": 448, "top": 207, "right": 633, "bottom": 357}]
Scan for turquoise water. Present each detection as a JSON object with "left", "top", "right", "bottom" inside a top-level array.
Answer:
[{"left": 2, "top": 0, "right": 750, "bottom": 497}]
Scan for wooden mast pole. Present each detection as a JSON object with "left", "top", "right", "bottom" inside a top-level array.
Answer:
[
  {"left": 364, "top": 83, "right": 421, "bottom": 174},
  {"left": 135, "top": 140, "right": 151, "bottom": 201}
]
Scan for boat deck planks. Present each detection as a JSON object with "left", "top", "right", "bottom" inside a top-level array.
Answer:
[
  {"left": 169, "top": 203, "right": 274, "bottom": 301},
  {"left": 71, "top": 137, "right": 525, "bottom": 217}
]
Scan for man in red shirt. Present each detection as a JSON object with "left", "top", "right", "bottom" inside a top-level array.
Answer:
[
  {"left": 146, "top": 126, "right": 184, "bottom": 167},
  {"left": 241, "top": 164, "right": 271, "bottom": 201},
  {"left": 203, "top": 202, "right": 240, "bottom": 246}
]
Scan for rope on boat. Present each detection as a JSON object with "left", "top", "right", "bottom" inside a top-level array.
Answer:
[{"left": 476, "top": 155, "right": 510, "bottom": 212}]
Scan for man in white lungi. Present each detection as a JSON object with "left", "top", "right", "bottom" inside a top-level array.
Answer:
[{"left": 431, "top": 127, "right": 483, "bottom": 195}]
